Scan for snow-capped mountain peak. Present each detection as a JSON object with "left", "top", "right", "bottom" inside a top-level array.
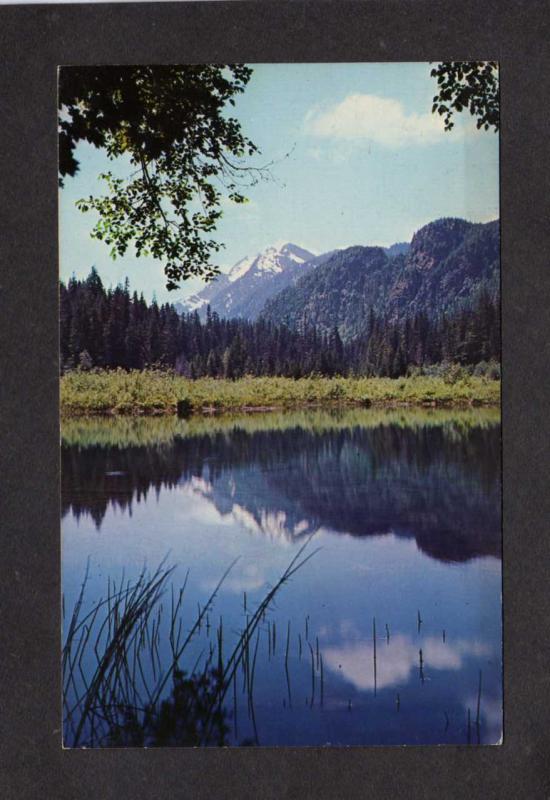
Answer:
[
  {"left": 228, "top": 254, "right": 256, "bottom": 282},
  {"left": 176, "top": 241, "right": 331, "bottom": 321},
  {"left": 228, "top": 243, "right": 315, "bottom": 282}
]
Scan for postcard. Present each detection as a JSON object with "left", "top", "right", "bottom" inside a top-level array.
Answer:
[{"left": 59, "top": 62, "right": 501, "bottom": 747}]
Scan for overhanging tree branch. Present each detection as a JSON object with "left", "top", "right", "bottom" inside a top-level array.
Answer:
[
  {"left": 59, "top": 65, "right": 267, "bottom": 290},
  {"left": 430, "top": 61, "right": 499, "bottom": 132}
]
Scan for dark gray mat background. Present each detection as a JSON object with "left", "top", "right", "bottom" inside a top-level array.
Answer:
[{"left": 1, "top": 1, "right": 549, "bottom": 798}]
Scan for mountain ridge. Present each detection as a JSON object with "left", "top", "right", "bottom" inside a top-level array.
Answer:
[
  {"left": 261, "top": 218, "right": 499, "bottom": 340},
  {"left": 175, "top": 240, "right": 413, "bottom": 321},
  {"left": 176, "top": 242, "right": 320, "bottom": 320}
]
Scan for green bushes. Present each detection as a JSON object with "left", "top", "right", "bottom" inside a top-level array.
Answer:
[
  {"left": 60, "top": 369, "right": 501, "bottom": 416},
  {"left": 473, "top": 360, "right": 501, "bottom": 380},
  {"left": 418, "top": 360, "right": 501, "bottom": 382},
  {"left": 442, "top": 363, "right": 467, "bottom": 385}
]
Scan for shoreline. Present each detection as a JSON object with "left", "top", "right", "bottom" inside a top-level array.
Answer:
[
  {"left": 61, "top": 396, "right": 500, "bottom": 418},
  {"left": 61, "top": 406, "right": 501, "bottom": 450},
  {"left": 60, "top": 378, "right": 501, "bottom": 418},
  {"left": 60, "top": 371, "right": 501, "bottom": 417}
]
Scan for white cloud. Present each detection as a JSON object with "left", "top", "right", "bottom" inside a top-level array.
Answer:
[
  {"left": 305, "top": 93, "right": 452, "bottom": 148},
  {"left": 322, "top": 634, "right": 491, "bottom": 692}
]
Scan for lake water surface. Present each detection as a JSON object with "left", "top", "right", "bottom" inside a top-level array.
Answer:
[{"left": 62, "top": 407, "right": 502, "bottom": 747}]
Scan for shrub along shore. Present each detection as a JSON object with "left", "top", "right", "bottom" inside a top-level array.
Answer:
[{"left": 60, "top": 369, "right": 501, "bottom": 416}]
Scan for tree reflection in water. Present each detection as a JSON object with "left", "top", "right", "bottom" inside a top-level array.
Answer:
[
  {"left": 107, "top": 668, "right": 229, "bottom": 747},
  {"left": 62, "top": 409, "right": 501, "bottom": 563},
  {"left": 62, "top": 409, "right": 502, "bottom": 746}
]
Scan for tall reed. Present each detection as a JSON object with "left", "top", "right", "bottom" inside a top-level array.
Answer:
[{"left": 63, "top": 537, "right": 319, "bottom": 747}]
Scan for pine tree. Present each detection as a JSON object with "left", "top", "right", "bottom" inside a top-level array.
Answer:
[{"left": 59, "top": 271, "right": 500, "bottom": 379}]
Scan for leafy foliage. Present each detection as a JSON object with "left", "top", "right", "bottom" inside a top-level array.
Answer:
[
  {"left": 430, "top": 62, "right": 499, "bottom": 132},
  {"left": 59, "top": 65, "right": 261, "bottom": 289}
]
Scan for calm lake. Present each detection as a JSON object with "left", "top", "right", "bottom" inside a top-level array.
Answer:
[{"left": 61, "top": 407, "right": 502, "bottom": 747}]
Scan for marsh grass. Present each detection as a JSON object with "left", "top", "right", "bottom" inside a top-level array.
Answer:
[
  {"left": 61, "top": 370, "right": 500, "bottom": 417},
  {"left": 63, "top": 555, "right": 485, "bottom": 745},
  {"left": 63, "top": 539, "right": 319, "bottom": 748}
]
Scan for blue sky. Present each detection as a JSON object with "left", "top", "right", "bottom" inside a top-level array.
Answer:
[{"left": 59, "top": 62, "right": 499, "bottom": 303}]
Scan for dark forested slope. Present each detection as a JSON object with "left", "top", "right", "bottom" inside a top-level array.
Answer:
[{"left": 262, "top": 218, "right": 499, "bottom": 340}]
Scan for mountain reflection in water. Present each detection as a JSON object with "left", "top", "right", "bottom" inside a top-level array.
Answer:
[
  {"left": 62, "top": 408, "right": 502, "bottom": 746},
  {"left": 62, "top": 408, "right": 501, "bottom": 564}
]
